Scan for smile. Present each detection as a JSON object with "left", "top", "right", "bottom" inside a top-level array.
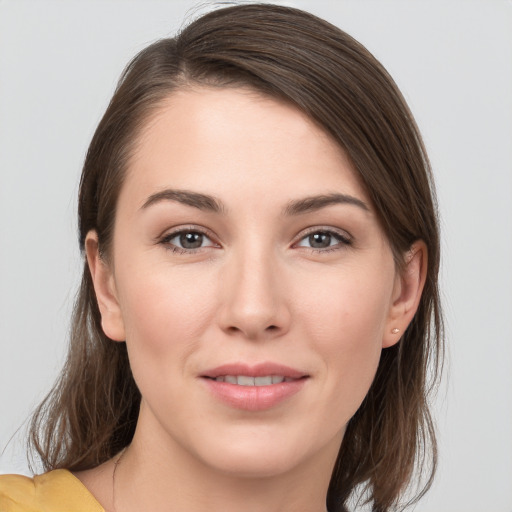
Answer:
[
  {"left": 209, "top": 375, "right": 297, "bottom": 385},
  {"left": 200, "top": 363, "right": 309, "bottom": 411}
]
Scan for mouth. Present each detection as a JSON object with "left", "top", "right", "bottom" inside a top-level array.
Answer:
[
  {"left": 200, "top": 362, "right": 308, "bottom": 382},
  {"left": 205, "top": 375, "right": 302, "bottom": 386},
  {"left": 200, "top": 362, "right": 309, "bottom": 411}
]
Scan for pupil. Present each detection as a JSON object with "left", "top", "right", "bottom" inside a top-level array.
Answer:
[
  {"left": 309, "top": 232, "right": 331, "bottom": 248},
  {"left": 180, "top": 232, "right": 203, "bottom": 249}
]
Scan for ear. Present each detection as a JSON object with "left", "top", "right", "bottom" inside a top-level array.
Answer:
[
  {"left": 85, "top": 230, "right": 126, "bottom": 342},
  {"left": 383, "top": 240, "right": 428, "bottom": 348}
]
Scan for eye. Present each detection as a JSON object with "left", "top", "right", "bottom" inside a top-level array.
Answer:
[
  {"left": 295, "top": 229, "right": 351, "bottom": 251},
  {"left": 160, "top": 229, "right": 218, "bottom": 252}
]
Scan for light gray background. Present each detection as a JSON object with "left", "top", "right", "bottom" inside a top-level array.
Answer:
[{"left": 1, "top": 1, "right": 511, "bottom": 511}]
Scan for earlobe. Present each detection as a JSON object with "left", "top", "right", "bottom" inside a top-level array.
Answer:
[
  {"left": 382, "top": 241, "right": 428, "bottom": 348},
  {"left": 85, "top": 231, "right": 126, "bottom": 342}
]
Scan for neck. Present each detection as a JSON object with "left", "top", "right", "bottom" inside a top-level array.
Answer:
[{"left": 114, "top": 411, "right": 339, "bottom": 512}]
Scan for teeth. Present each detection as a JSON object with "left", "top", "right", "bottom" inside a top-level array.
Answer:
[
  {"left": 255, "top": 376, "right": 272, "bottom": 386},
  {"left": 214, "top": 375, "right": 291, "bottom": 386},
  {"left": 238, "top": 376, "right": 255, "bottom": 386}
]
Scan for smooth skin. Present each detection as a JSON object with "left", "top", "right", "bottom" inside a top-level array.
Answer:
[{"left": 78, "top": 87, "right": 427, "bottom": 512}]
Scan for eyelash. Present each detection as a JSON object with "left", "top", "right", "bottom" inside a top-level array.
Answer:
[
  {"left": 294, "top": 227, "right": 352, "bottom": 253},
  {"left": 158, "top": 227, "right": 352, "bottom": 255},
  {"left": 159, "top": 227, "right": 217, "bottom": 255}
]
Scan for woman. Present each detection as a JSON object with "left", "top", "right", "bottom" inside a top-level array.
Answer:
[{"left": 0, "top": 3, "right": 442, "bottom": 511}]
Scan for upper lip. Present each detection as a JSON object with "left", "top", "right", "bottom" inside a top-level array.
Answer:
[{"left": 200, "top": 362, "right": 308, "bottom": 379}]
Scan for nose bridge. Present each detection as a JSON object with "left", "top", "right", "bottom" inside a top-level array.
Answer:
[{"left": 219, "top": 238, "right": 289, "bottom": 339}]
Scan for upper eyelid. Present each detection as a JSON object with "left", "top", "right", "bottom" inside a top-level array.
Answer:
[
  {"left": 294, "top": 226, "right": 352, "bottom": 242},
  {"left": 159, "top": 225, "right": 216, "bottom": 241}
]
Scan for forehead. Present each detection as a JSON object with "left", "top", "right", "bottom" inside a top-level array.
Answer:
[{"left": 122, "top": 86, "right": 369, "bottom": 211}]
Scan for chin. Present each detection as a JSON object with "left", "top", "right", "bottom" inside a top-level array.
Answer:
[
  {"left": 203, "top": 448, "right": 306, "bottom": 479},
  {"left": 190, "top": 424, "right": 339, "bottom": 480}
]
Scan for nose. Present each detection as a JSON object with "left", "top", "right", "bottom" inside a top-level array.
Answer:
[{"left": 218, "top": 247, "right": 291, "bottom": 341}]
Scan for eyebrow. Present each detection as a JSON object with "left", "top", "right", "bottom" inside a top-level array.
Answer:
[
  {"left": 283, "top": 193, "right": 369, "bottom": 216},
  {"left": 140, "top": 188, "right": 369, "bottom": 216},
  {"left": 141, "top": 189, "right": 225, "bottom": 213}
]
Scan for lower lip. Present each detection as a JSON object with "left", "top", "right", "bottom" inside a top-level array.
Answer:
[{"left": 202, "top": 378, "right": 307, "bottom": 411}]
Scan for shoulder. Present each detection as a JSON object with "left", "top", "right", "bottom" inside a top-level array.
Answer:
[
  {"left": 0, "top": 470, "right": 104, "bottom": 512},
  {"left": 0, "top": 473, "right": 35, "bottom": 511}
]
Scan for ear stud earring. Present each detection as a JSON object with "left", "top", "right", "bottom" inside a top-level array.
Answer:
[{"left": 391, "top": 328, "right": 400, "bottom": 334}]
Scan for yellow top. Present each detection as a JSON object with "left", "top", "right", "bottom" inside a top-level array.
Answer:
[{"left": 0, "top": 470, "right": 104, "bottom": 512}]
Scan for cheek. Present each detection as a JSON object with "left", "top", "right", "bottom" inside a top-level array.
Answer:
[
  {"left": 295, "top": 264, "right": 393, "bottom": 411},
  {"left": 116, "top": 262, "right": 219, "bottom": 380},
  {"left": 298, "top": 265, "right": 391, "bottom": 348}
]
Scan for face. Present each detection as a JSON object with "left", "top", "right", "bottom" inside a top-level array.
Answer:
[{"left": 89, "top": 87, "right": 409, "bottom": 480}]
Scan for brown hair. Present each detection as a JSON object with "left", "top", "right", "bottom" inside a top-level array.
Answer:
[{"left": 29, "top": 4, "right": 443, "bottom": 511}]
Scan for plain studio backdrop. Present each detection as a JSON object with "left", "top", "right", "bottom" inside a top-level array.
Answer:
[{"left": 0, "top": 1, "right": 511, "bottom": 510}]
